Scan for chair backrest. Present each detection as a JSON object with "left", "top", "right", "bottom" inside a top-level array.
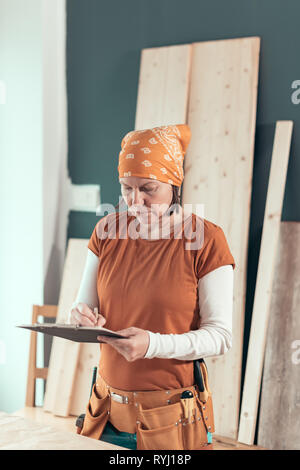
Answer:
[{"left": 25, "top": 305, "right": 58, "bottom": 407}]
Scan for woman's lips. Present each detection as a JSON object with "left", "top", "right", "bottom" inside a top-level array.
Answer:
[
  {"left": 132, "top": 209, "right": 159, "bottom": 223},
  {"left": 130, "top": 207, "right": 150, "bottom": 215},
  {"left": 137, "top": 210, "right": 150, "bottom": 215}
]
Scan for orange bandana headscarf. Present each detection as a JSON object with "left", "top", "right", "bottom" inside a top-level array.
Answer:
[{"left": 118, "top": 124, "right": 191, "bottom": 187}]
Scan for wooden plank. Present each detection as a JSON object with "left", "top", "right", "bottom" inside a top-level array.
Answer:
[
  {"left": 238, "top": 121, "right": 293, "bottom": 444},
  {"left": 69, "top": 341, "right": 99, "bottom": 416},
  {"left": 213, "top": 433, "right": 266, "bottom": 450},
  {"left": 257, "top": 222, "right": 300, "bottom": 450},
  {"left": 13, "top": 407, "right": 77, "bottom": 433},
  {"left": 0, "top": 412, "right": 126, "bottom": 450},
  {"left": 43, "top": 239, "right": 89, "bottom": 416},
  {"left": 67, "top": 44, "right": 192, "bottom": 417},
  {"left": 182, "top": 37, "right": 260, "bottom": 439},
  {"left": 135, "top": 43, "right": 192, "bottom": 128}
]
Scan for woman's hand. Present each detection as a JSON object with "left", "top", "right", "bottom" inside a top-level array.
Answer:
[
  {"left": 68, "top": 302, "right": 106, "bottom": 327},
  {"left": 97, "top": 327, "right": 150, "bottom": 362}
]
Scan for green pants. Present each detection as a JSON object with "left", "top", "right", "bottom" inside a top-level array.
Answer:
[
  {"left": 100, "top": 421, "right": 213, "bottom": 450},
  {"left": 100, "top": 421, "right": 137, "bottom": 449}
]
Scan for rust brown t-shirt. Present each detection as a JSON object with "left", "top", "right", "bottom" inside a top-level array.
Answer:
[{"left": 87, "top": 210, "right": 235, "bottom": 391}]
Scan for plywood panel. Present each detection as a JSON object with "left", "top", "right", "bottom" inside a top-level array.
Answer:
[
  {"left": 182, "top": 37, "right": 260, "bottom": 439},
  {"left": 257, "top": 222, "right": 300, "bottom": 450},
  {"left": 69, "top": 341, "right": 99, "bottom": 416},
  {"left": 135, "top": 44, "right": 192, "bottom": 128}
]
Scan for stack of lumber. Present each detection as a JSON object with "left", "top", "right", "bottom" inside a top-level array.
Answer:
[{"left": 43, "top": 36, "right": 299, "bottom": 450}]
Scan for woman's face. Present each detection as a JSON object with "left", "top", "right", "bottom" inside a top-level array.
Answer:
[{"left": 119, "top": 176, "right": 173, "bottom": 224}]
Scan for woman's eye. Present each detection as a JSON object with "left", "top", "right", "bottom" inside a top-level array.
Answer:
[{"left": 123, "top": 187, "right": 155, "bottom": 193}]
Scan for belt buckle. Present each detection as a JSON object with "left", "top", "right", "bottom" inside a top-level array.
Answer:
[{"left": 111, "top": 392, "right": 129, "bottom": 404}]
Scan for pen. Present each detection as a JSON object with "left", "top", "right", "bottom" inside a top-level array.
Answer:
[{"left": 94, "top": 307, "right": 99, "bottom": 324}]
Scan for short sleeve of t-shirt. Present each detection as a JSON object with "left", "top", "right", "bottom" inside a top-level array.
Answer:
[
  {"left": 87, "top": 213, "right": 121, "bottom": 257},
  {"left": 196, "top": 225, "right": 236, "bottom": 280}
]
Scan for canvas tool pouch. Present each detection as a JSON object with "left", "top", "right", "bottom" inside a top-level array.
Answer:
[
  {"left": 80, "top": 372, "right": 215, "bottom": 450},
  {"left": 80, "top": 383, "right": 110, "bottom": 440}
]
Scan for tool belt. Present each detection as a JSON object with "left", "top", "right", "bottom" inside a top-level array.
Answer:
[{"left": 80, "top": 361, "right": 215, "bottom": 450}]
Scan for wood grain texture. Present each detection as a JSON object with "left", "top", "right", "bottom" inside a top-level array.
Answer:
[
  {"left": 258, "top": 222, "right": 300, "bottom": 450},
  {"left": 69, "top": 340, "right": 100, "bottom": 416},
  {"left": 213, "top": 433, "right": 266, "bottom": 450},
  {"left": 182, "top": 37, "right": 260, "bottom": 439},
  {"left": 135, "top": 44, "right": 192, "bottom": 128},
  {"left": 0, "top": 412, "right": 126, "bottom": 450},
  {"left": 13, "top": 406, "right": 78, "bottom": 433},
  {"left": 238, "top": 121, "right": 293, "bottom": 444}
]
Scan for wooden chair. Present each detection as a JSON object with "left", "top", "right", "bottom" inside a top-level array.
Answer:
[
  {"left": 13, "top": 303, "right": 78, "bottom": 433},
  {"left": 25, "top": 304, "right": 58, "bottom": 407}
]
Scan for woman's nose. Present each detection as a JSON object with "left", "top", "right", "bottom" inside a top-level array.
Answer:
[{"left": 132, "top": 189, "right": 144, "bottom": 205}]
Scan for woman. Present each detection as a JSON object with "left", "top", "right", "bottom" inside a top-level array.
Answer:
[{"left": 69, "top": 124, "right": 236, "bottom": 450}]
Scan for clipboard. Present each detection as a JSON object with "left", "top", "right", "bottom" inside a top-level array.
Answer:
[{"left": 16, "top": 323, "right": 128, "bottom": 343}]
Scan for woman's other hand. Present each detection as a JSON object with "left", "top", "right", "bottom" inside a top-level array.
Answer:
[
  {"left": 68, "top": 302, "right": 106, "bottom": 327},
  {"left": 97, "top": 327, "right": 150, "bottom": 361}
]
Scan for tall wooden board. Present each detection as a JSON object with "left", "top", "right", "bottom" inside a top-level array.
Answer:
[
  {"left": 238, "top": 121, "right": 293, "bottom": 444},
  {"left": 258, "top": 222, "right": 300, "bottom": 450},
  {"left": 182, "top": 37, "right": 260, "bottom": 438}
]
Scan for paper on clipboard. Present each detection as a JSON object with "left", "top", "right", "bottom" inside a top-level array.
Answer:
[{"left": 16, "top": 323, "right": 128, "bottom": 343}]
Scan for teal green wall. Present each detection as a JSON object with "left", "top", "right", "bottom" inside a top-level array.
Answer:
[{"left": 66, "top": 0, "right": 300, "bottom": 443}]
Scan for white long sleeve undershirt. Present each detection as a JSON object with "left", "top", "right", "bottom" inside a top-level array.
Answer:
[{"left": 69, "top": 249, "right": 234, "bottom": 360}]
